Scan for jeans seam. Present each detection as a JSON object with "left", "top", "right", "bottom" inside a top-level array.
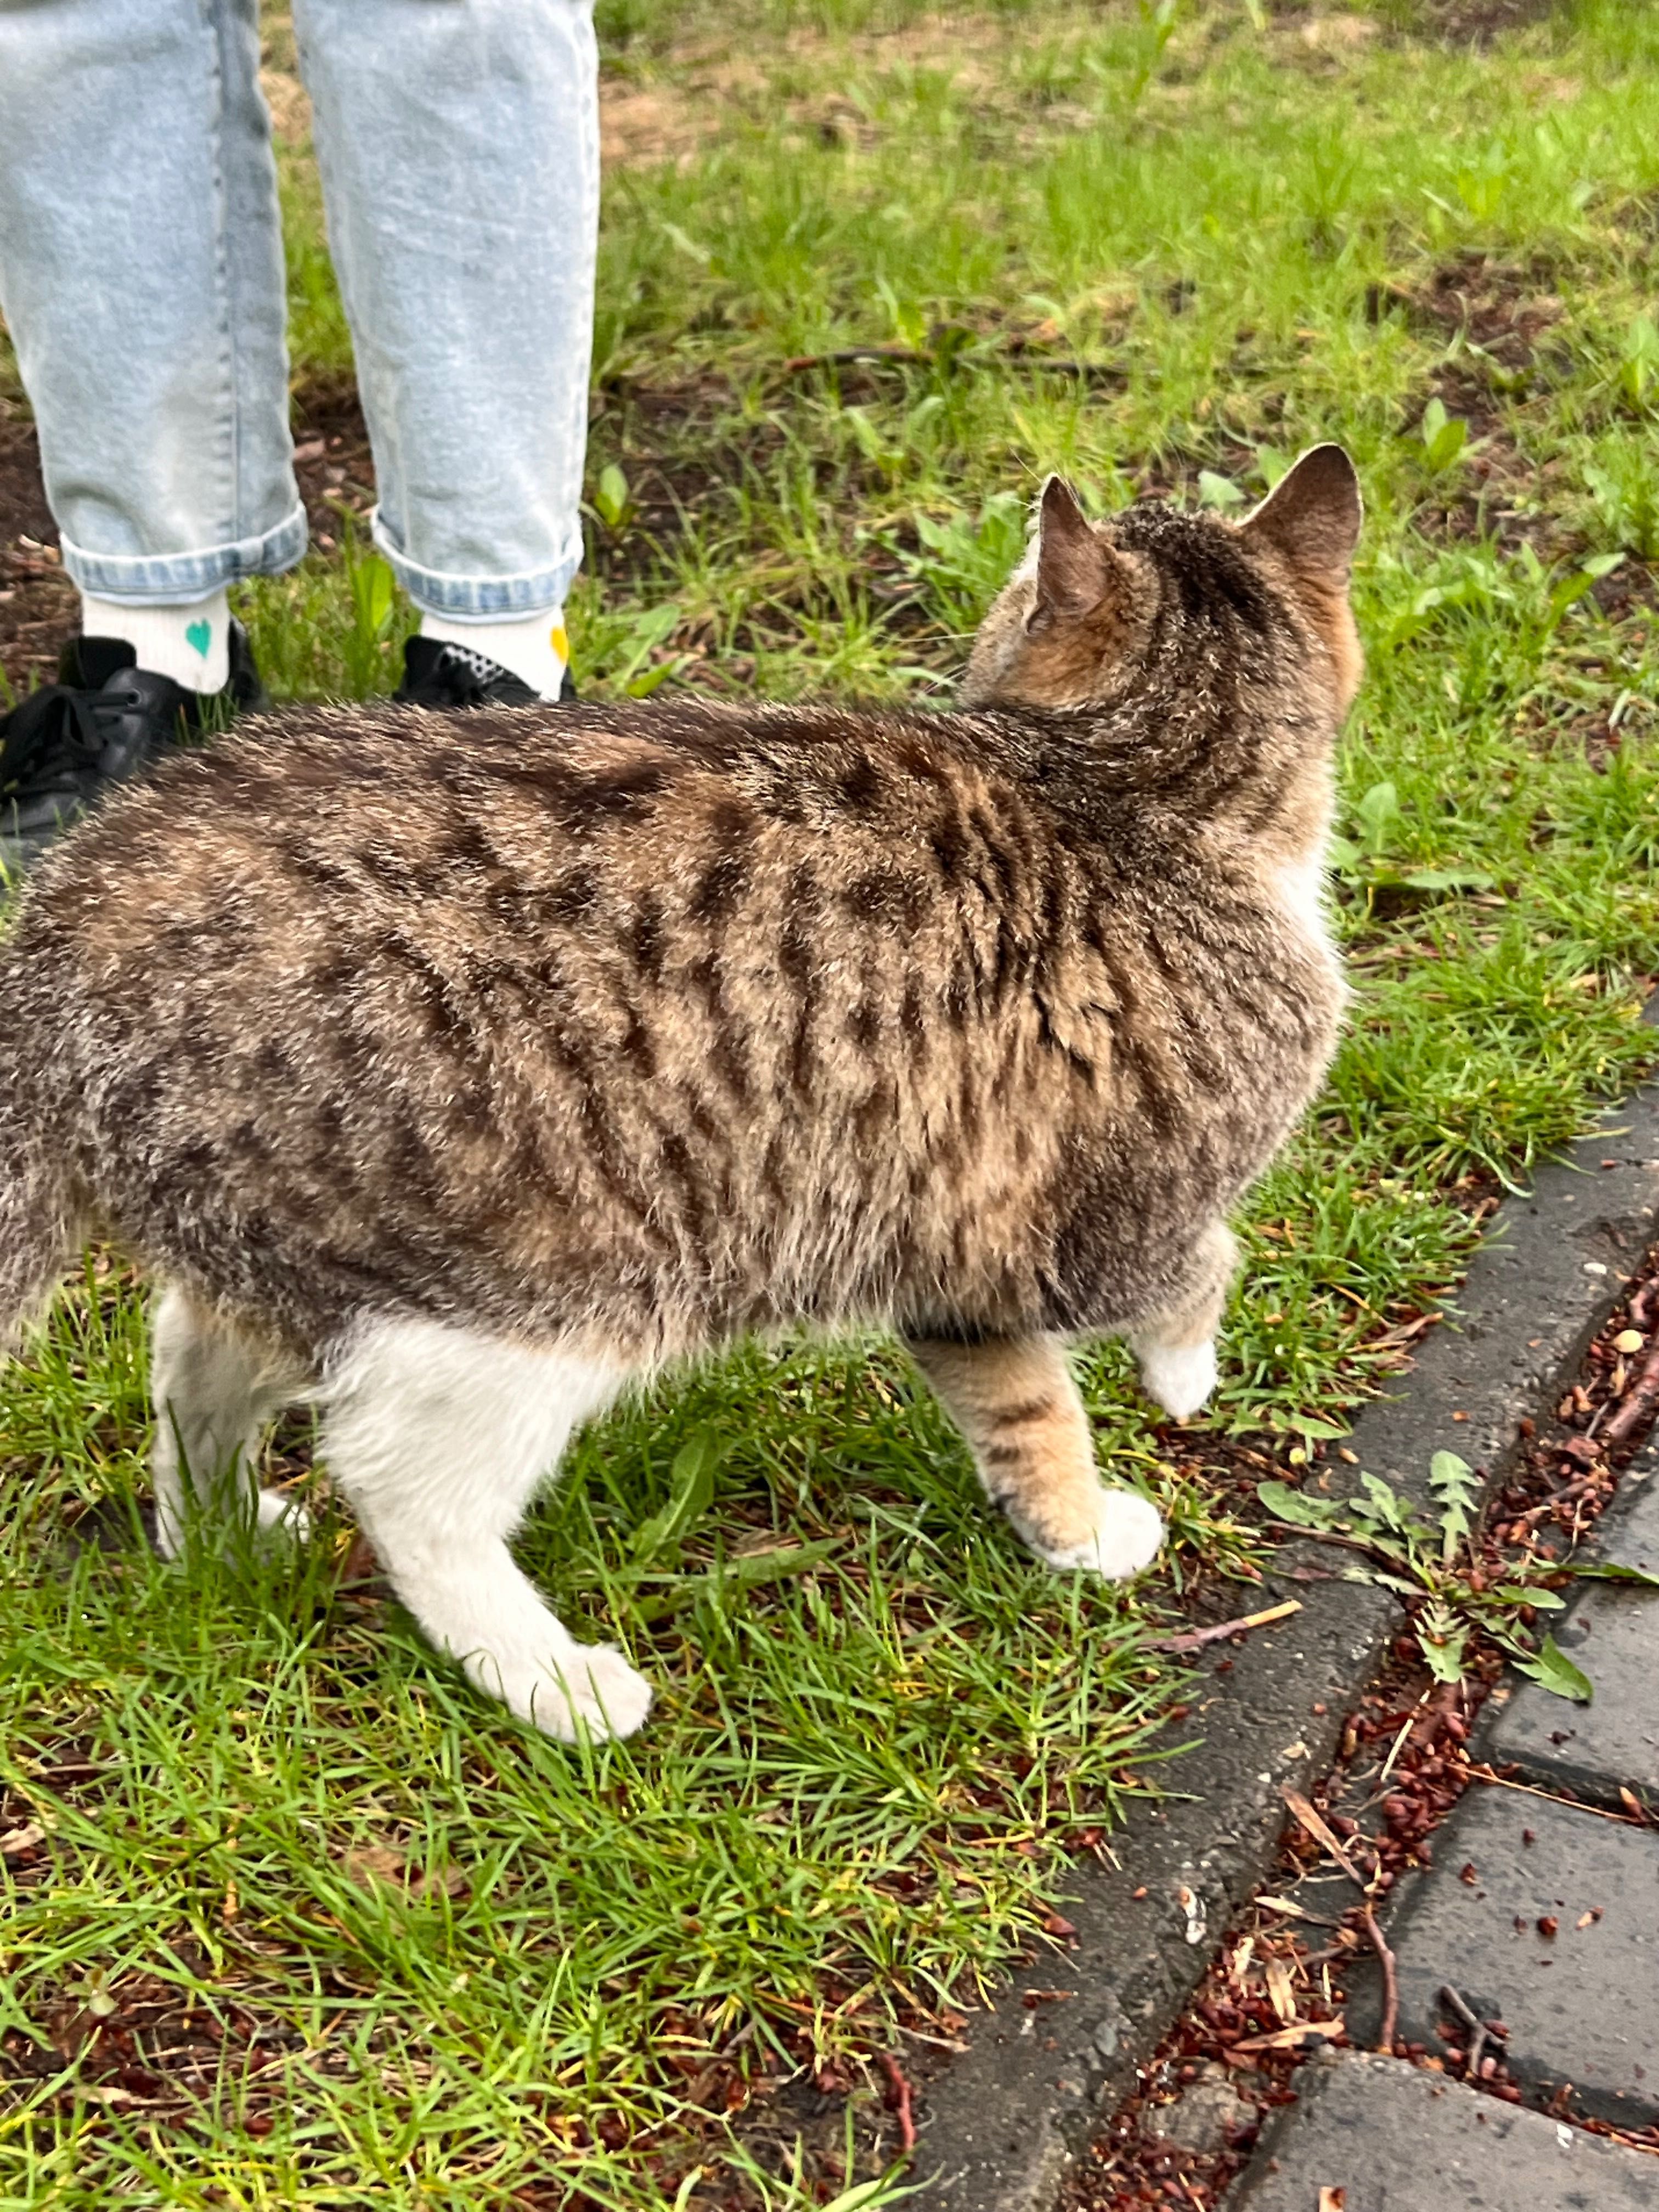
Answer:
[
  {"left": 59, "top": 503, "right": 308, "bottom": 599},
  {"left": 371, "top": 506, "right": 584, "bottom": 618},
  {"left": 205, "top": 0, "right": 239, "bottom": 548}
]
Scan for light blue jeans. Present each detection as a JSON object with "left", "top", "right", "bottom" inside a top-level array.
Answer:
[{"left": 0, "top": 0, "right": 599, "bottom": 616}]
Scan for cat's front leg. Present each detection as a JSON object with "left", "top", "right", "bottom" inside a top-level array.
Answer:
[
  {"left": 319, "top": 1319, "right": 652, "bottom": 1742},
  {"left": 906, "top": 1332, "right": 1163, "bottom": 1579},
  {"left": 1128, "top": 1221, "right": 1237, "bottom": 1423}
]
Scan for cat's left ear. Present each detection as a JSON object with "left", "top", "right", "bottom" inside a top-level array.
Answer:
[
  {"left": 1029, "top": 476, "right": 1126, "bottom": 629},
  {"left": 1238, "top": 444, "right": 1362, "bottom": 577}
]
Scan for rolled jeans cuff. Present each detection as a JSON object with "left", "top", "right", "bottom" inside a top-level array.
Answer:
[
  {"left": 371, "top": 506, "right": 582, "bottom": 618},
  {"left": 58, "top": 504, "right": 309, "bottom": 602}
]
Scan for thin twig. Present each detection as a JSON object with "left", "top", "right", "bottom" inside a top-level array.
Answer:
[
  {"left": 1377, "top": 1691, "right": 1431, "bottom": 1787},
  {"left": 1366, "top": 1900, "right": 1400, "bottom": 2055},
  {"left": 1514, "top": 1472, "right": 1603, "bottom": 1526},
  {"left": 1602, "top": 1343, "right": 1659, "bottom": 1451},
  {"left": 1283, "top": 1790, "right": 1398, "bottom": 2052},
  {"left": 1152, "top": 1600, "right": 1302, "bottom": 1653},
  {"left": 1439, "top": 1983, "right": 1488, "bottom": 2076},
  {"left": 1464, "top": 1764, "right": 1646, "bottom": 1825},
  {"left": 878, "top": 2051, "right": 917, "bottom": 2153}
]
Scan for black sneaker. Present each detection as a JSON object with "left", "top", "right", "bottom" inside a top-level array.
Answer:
[
  {"left": 394, "top": 634, "right": 577, "bottom": 708},
  {"left": 0, "top": 620, "right": 266, "bottom": 877}
]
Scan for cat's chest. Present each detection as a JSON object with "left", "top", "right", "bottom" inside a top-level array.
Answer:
[{"left": 1267, "top": 845, "right": 1345, "bottom": 1000}]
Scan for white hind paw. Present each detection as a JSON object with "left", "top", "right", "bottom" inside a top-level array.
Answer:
[
  {"left": 255, "top": 1488, "right": 313, "bottom": 1544},
  {"left": 476, "top": 1641, "right": 654, "bottom": 1743},
  {"left": 1138, "top": 1338, "right": 1217, "bottom": 1422},
  {"left": 1026, "top": 1487, "right": 1164, "bottom": 1580}
]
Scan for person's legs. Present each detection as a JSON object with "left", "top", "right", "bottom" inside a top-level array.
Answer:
[
  {"left": 0, "top": 0, "right": 304, "bottom": 650},
  {"left": 293, "top": 0, "right": 599, "bottom": 701},
  {"left": 0, "top": 0, "right": 299, "bottom": 868}
]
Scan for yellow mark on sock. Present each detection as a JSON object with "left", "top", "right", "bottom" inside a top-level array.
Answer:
[{"left": 550, "top": 624, "right": 569, "bottom": 665}]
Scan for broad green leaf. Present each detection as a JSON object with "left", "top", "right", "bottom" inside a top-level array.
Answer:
[
  {"left": 594, "top": 462, "right": 632, "bottom": 528},
  {"left": 1491, "top": 1583, "right": 1565, "bottom": 1609},
  {"left": 632, "top": 1429, "right": 724, "bottom": 1566},
  {"left": 1255, "top": 443, "right": 1291, "bottom": 488},
  {"left": 1567, "top": 1561, "right": 1659, "bottom": 1588},
  {"left": 1198, "top": 470, "right": 1246, "bottom": 510},
  {"left": 1420, "top": 395, "right": 1469, "bottom": 470},
  {"left": 1354, "top": 780, "right": 1402, "bottom": 857},
  {"left": 1512, "top": 1633, "right": 1593, "bottom": 1704},
  {"left": 1257, "top": 1480, "right": 1345, "bottom": 1530},
  {"left": 1358, "top": 1470, "right": 1410, "bottom": 1531}
]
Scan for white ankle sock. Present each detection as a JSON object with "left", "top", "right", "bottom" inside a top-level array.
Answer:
[
  {"left": 420, "top": 609, "right": 569, "bottom": 702},
  {"left": 78, "top": 589, "right": 232, "bottom": 694}
]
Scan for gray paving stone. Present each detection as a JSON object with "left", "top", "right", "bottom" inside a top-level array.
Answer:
[
  {"left": 1229, "top": 2049, "right": 1659, "bottom": 2210},
  {"left": 1488, "top": 1442, "right": 1659, "bottom": 1808},
  {"left": 1383, "top": 1790, "right": 1659, "bottom": 2127}
]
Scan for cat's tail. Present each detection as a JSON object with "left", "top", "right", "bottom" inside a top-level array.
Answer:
[{"left": 0, "top": 1024, "right": 84, "bottom": 1356}]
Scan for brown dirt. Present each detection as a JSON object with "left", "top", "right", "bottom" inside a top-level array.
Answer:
[
  {"left": 0, "top": 384, "right": 377, "bottom": 692},
  {"left": 0, "top": 401, "right": 75, "bottom": 692}
]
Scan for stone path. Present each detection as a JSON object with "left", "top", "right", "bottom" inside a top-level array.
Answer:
[
  {"left": 1222, "top": 1442, "right": 1659, "bottom": 2206},
  {"left": 1233, "top": 2049, "right": 1659, "bottom": 2209}
]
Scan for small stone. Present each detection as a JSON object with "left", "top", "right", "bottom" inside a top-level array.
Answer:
[{"left": 1153, "top": 2062, "right": 1254, "bottom": 2156}]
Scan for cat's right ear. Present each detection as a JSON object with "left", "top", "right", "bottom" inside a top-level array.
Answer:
[
  {"left": 1029, "top": 477, "right": 1124, "bottom": 630},
  {"left": 1238, "top": 444, "right": 1362, "bottom": 577}
]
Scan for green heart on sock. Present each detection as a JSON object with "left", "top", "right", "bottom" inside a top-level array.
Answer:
[{"left": 185, "top": 619, "right": 212, "bottom": 659}]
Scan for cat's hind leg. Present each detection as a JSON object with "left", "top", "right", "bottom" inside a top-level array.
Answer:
[
  {"left": 906, "top": 1332, "right": 1162, "bottom": 1579},
  {"left": 317, "top": 1319, "right": 650, "bottom": 1742},
  {"left": 151, "top": 1285, "right": 314, "bottom": 1559},
  {"left": 1127, "top": 1221, "right": 1237, "bottom": 1421}
]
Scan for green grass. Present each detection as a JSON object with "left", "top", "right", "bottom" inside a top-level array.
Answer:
[{"left": 7, "top": 0, "right": 1659, "bottom": 2202}]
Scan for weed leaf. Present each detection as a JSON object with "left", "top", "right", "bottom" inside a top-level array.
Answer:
[
  {"left": 1567, "top": 1561, "right": 1659, "bottom": 1588},
  {"left": 1512, "top": 1633, "right": 1594, "bottom": 1704},
  {"left": 1429, "top": 1449, "right": 1479, "bottom": 1562},
  {"left": 1257, "top": 1480, "right": 1345, "bottom": 1530},
  {"left": 632, "top": 1429, "right": 725, "bottom": 1567}
]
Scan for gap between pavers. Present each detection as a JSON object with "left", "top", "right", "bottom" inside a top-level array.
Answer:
[
  {"left": 911, "top": 1064, "right": 1659, "bottom": 2212},
  {"left": 1228, "top": 2047, "right": 1659, "bottom": 2210},
  {"left": 1486, "top": 1434, "right": 1659, "bottom": 1807},
  {"left": 1348, "top": 1786, "right": 1659, "bottom": 2130}
]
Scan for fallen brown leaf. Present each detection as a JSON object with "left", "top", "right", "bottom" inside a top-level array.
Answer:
[
  {"left": 1319, "top": 2191, "right": 1347, "bottom": 2212},
  {"left": 342, "top": 1841, "right": 470, "bottom": 1903},
  {"left": 0, "top": 1822, "right": 45, "bottom": 1856}
]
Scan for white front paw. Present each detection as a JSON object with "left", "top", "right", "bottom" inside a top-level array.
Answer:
[
  {"left": 1028, "top": 1487, "right": 1164, "bottom": 1580},
  {"left": 477, "top": 1642, "right": 654, "bottom": 1743},
  {"left": 1138, "top": 1338, "right": 1217, "bottom": 1422}
]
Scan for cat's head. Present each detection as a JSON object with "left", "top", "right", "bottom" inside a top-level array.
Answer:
[{"left": 960, "top": 443, "right": 1363, "bottom": 722}]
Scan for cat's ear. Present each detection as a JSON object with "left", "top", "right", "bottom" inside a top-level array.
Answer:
[
  {"left": 1238, "top": 444, "right": 1362, "bottom": 575},
  {"left": 1030, "top": 477, "right": 1124, "bottom": 629}
]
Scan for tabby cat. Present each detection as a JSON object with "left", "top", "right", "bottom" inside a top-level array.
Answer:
[{"left": 0, "top": 445, "right": 1361, "bottom": 1741}]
